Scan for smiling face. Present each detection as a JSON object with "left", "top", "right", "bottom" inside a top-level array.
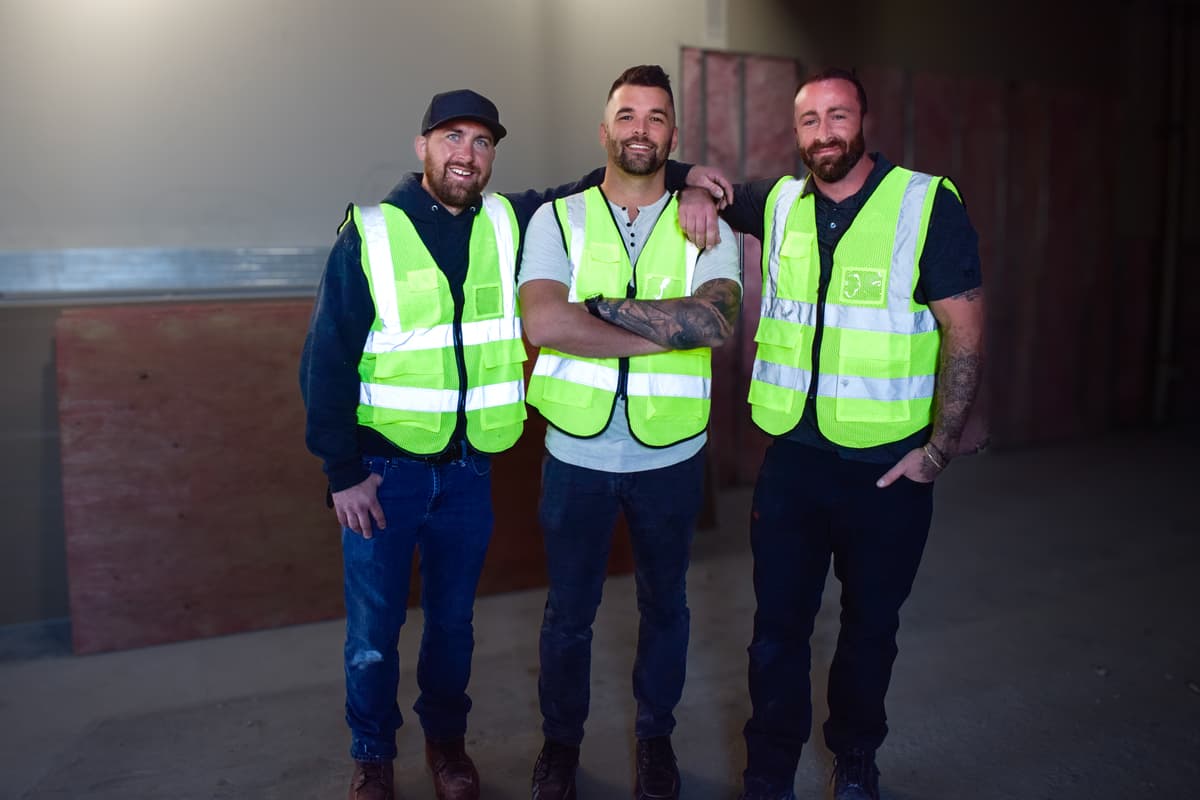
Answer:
[
  {"left": 414, "top": 119, "right": 496, "bottom": 213},
  {"left": 794, "top": 78, "right": 867, "bottom": 185},
  {"left": 600, "top": 84, "right": 677, "bottom": 177}
]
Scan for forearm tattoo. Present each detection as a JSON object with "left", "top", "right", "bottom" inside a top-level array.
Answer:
[
  {"left": 930, "top": 288, "right": 984, "bottom": 456},
  {"left": 593, "top": 278, "right": 741, "bottom": 349}
]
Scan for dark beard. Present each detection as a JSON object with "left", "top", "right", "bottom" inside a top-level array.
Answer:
[
  {"left": 425, "top": 164, "right": 484, "bottom": 209},
  {"left": 800, "top": 130, "right": 866, "bottom": 183},
  {"left": 611, "top": 137, "right": 668, "bottom": 176}
]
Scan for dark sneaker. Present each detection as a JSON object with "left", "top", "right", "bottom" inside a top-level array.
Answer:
[
  {"left": 635, "top": 736, "right": 680, "bottom": 800},
  {"left": 532, "top": 739, "right": 580, "bottom": 800},
  {"left": 831, "top": 749, "right": 880, "bottom": 800},
  {"left": 425, "top": 737, "right": 480, "bottom": 800},
  {"left": 349, "top": 759, "right": 394, "bottom": 800}
]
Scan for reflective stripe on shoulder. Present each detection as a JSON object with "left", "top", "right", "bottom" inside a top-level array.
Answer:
[
  {"left": 561, "top": 194, "right": 588, "bottom": 302},
  {"left": 359, "top": 205, "right": 400, "bottom": 330},
  {"left": 481, "top": 194, "right": 517, "bottom": 318},
  {"left": 764, "top": 179, "right": 806, "bottom": 312},
  {"left": 890, "top": 171, "right": 935, "bottom": 306}
]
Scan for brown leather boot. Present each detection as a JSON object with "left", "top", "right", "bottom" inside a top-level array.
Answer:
[
  {"left": 425, "top": 737, "right": 480, "bottom": 800},
  {"left": 348, "top": 759, "right": 394, "bottom": 800}
]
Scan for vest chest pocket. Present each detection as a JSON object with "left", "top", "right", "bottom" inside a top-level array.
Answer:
[
  {"left": 397, "top": 268, "right": 449, "bottom": 330},
  {"left": 833, "top": 266, "right": 888, "bottom": 307},
  {"left": 776, "top": 231, "right": 818, "bottom": 302},
  {"left": 471, "top": 282, "right": 503, "bottom": 319},
  {"left": 579, "top": 242, "right": 630, "bottom": 297}
]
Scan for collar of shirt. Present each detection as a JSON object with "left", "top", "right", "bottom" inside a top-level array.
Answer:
[
  {"left": 381, "top": 172, "right": 483, "bottom": 222},
  {"left": 800, "top": 152, "right": 894, "bottom": 210}
]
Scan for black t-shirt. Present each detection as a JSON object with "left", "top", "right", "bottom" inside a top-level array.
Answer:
[{"left": 720, "top": 153, "right": 983, "bottom": 464}]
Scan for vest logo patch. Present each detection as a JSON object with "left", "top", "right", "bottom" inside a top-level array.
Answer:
[{"left": 839, "top": 268, "right": 886, "bottom": 305}]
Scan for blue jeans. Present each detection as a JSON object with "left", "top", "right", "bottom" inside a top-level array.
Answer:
[
  {"left": 537, "top": 449, "right": 706, "bottom": 747},
  {"left": 342, "top": 453, "right": 493, "bottom": 762},
  {"left": 742, "top": 440, "right": 932, "bottom": 794}
]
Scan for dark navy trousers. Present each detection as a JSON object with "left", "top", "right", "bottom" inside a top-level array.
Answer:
[
  {"left": 743, "top": 439, "right": 933, "bottom": 795},
  {"left": 536, "top": 449, "right": 706, "bottom": 747}
]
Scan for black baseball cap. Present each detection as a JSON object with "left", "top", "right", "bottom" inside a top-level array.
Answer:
[{"left": 420, "top": 89, "right": 507, "bottom": 143}]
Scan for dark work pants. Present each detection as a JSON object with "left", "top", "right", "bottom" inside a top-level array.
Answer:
[
  {"left": 537, "top": 449, "right": 705, "bottom": 747},
  {"left": 742, "top": 439, "right": 933, "bottom": 794}
]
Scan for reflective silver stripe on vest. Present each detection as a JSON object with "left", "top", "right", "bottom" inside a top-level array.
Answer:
[
  {"left": 561, "top": 194, "right": 588, "bottom": 302},
  {"left": 359, "top": 205, "right": 400, "bottom": 330},
  {"left": 889, "top": 172, "right": 935, "bottom": 308},
  {"left": 684, "top": 240, "right": 700, "bottom": 293},
  {"left": 626, "top": 372, "right": 711, "bottom": 399},
  {"left": 362, "top": 317, "right": 526, "bottom": 354},
  {"left": 360, "top": 382, "right": 458, "bottom": 412},
  {"left": 763, "top": 297, "right": 819, "bottom": 327},
  {"left": 481, "top": 194, "right": 519, "bottom": 339},
  {"left": 753, "top": 360, "right": 935, "bottom": 401},
  {"left": 531, "top": 353, "right": 620, "bottom": 393},
  {"left": 822, "top": 304, "right": 937, "bottom": 334},
  {"left": 360, "top": 379, "right": 524, "bottom": 412},
  {"left": 763, "top": 179, "right": 806, "bottom": 320}
]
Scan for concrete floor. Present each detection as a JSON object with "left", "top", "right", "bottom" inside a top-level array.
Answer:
[{"left": 2, "top": 427, "right": 1198, "bottom": 799}]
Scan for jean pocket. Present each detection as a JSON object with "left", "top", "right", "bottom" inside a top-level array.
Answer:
[{"left": 466, "top": 453, "right": 492, "bottom": 477}]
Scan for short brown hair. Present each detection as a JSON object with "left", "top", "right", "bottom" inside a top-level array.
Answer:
[
  {"left": 608, "top": 64, "right": 675, "bottom": 112},
  {"left": 797, "top": 67, "right": 869, "bottom": 116}
]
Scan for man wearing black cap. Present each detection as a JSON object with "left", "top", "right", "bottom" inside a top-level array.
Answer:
[{"left": 300, "top": 88, "right": 720, "bottom": 800}]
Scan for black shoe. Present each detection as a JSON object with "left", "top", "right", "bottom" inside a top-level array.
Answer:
[
  {"left": 831, "top": 749, "right": 880, "bottom": 800},
  {"left": 532, "top": 739, "right": 579, "bottom": 800},
  {"left": 634, "top": 736, "right": 680, "bottom": 800}
]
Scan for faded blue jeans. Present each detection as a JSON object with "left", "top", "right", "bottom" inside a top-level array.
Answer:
[
  {"left": 342, "top": 453, "right": 493, "bottom": 762},
  {"left": 537, "top": 449, "right": 706, "bottom": 747}
]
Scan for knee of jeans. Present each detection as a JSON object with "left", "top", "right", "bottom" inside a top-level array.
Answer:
[
  {"left": 636, "top": 595, "right": 690, "bottom": 629},
  {"left": 541, "top": 595, "right": 600, "bottom": 636},
  {"left": 347, "top": 646, "right": 389, "bottom": 671},
  {"left": 839, "top": 602, "right": 903, "bottom": 640},
  {"left": 420, "top": 614, "right": 474, "bottom": 641}
]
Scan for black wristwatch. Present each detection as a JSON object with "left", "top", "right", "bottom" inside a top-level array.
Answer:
[{"left": 584, "top": 294, "right": 604, "bottom": 319}]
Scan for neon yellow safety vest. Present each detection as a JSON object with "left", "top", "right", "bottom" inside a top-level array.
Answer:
[
  {"left": 748, "top": 167, "right": 955, "bottom": 448},
  {"left": 352, "top": 196, "right": 527, "bottom": 455},
  {"left": 527, "top": 188, "right": 711, "bottom": 447}
]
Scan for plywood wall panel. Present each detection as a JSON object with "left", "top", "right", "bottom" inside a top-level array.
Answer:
[
  {"left": 57, "top": 302, "right": 340, "bottom": 653},
  {"left": 744, "top": 57, "right": 801, "bottom": 181},
  {"left": 56, "top": 302, "right": 598, "bottom": 654},
  {"left": 702, "top": 52, "right": 744, "bottom": 177}
]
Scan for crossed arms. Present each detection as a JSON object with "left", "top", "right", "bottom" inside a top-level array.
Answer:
[{"left": 521, "top": 277, "right": 742, "bottom": 356}]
